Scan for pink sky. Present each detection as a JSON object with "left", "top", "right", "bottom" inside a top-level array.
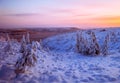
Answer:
[{"left": 0, "top": 0, "right": 120, "bottom": 28}]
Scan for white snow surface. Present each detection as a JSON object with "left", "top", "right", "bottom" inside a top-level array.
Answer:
[{"left": 0, "top": 28, "right": 120, "bottom": 83}]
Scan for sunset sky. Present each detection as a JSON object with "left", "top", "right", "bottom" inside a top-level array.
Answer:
[{"left": 0, "top": 0, "right": 120, "bottom": 28}]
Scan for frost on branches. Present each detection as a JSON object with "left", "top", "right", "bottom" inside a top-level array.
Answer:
[
  {"left": 15, "top": 33, "right": 38, "bottom": 74},
  {"left": 4, "top": 34, "right": 12, "bottom": 53},
  {"left": 76, "top": 31, "right": 100, "bottom": 56},
  {"left": 102, "top": 34, "right": 109, "bottom": 56}
]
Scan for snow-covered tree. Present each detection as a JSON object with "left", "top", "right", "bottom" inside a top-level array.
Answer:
[
  {"left": 110, "top": 32, "right": 117, "bottom": 42},
  {"left": 4, "top": 34, "right": 12, "bottom": 53},
  {"left": 26, "top": 32, "right": 30, "bottom": 44},
  {"left": 102, "top": 34, "right": 109, "bottom": 56},
  {"left": 15, "top": 34, "right": 38, "bottom": 73},
  {"left": 20, "top": 35, "right": 27, "bottom": 53},
  {"left": 39, "top": 39, "right": 44, "bottom": 50},
  {"left": 89, "top": 31, "right": 100, "bottom": 55},
  {"left": 76, "top": 31, "right": 81, "bottom": 53},
  {"left": 76, "top": 31, "right": 88, "bottom": 54}
]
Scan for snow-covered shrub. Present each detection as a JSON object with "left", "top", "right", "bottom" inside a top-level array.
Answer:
[
  {"left": 76, "top": 31, "right": 100, "bottom": 55},
  {"left": 39, "top": 39, "right": 44, "bottom": 50},
  {"left": 89, "top": 31, "right": 100, "bottom": 55},
  {"left": 20, "top": 35, "right": 27, "bottom": 53},
  {"left": 76, "top": 31, "right": 82, "bottom": 53},
  {"left": 76, "top": 31, "right": 88, "bottom": 54},
  {"left": 15, "top": 34, "right": 38, "bottom": 74},
  {"left": 31, "top": 41, "right": 38, "bottom": 60},
  {"left": 4, "top": 34, "right": 12, "bottom": 53},
  {"left": 102, "top": 34, "right": 109, "bottom": 55},
  {"left": 109, "top": 32, "right": 117, "bottom": 42}
]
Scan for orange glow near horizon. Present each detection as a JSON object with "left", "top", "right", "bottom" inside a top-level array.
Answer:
[
  {"left": 90, "top": 16, "right": 120, "bottom": 27},
  {"left": 0, "top": 0, "right": 120, "bottom": 28},
  {"left": 1, "top": 13, "right": 120, "bottom": 28},
  {"left": 66, "top": 15, "right": 120, "bottom": 28}
]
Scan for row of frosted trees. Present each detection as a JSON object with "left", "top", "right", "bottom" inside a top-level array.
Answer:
[{"left": 76, "top": 31, "right": 109, "bottom": 56}]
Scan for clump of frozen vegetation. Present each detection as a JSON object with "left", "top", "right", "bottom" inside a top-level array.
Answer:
[
  {"left": 109, "top": 32, "right": 118, "bottom": 42},
  {"left": 19, "top": 35, "right": 26, "bottom": 53},
  {"left": 4, "top": 34, "right": 12, "bottom": 53},
  {"left": 26, "top": 32, "right": 30, "bottom": 44},
  {"left": 2, "top": 34, "right": 19, "bottom": 55},
  {"left": 76, "top": 31, "right": 100, "bottom": 55},
  {"left": 76, "top": 30, "right": 115, "bottom": 56},
  {"left": 101, "top": 34, "right": 109, "bottom": 55},
  {"left": 15, "top": 33, "right": 38, "bottom": 74}
]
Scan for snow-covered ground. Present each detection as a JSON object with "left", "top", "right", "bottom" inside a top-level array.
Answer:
[{"left": 0, "top": 28, "right": 120, "bottom": 83}]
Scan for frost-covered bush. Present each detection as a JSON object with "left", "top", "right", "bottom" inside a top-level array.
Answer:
[
  {"left": 15, "top": 33, "right": 38, "bottom": 74},
  {"left": 20, "top": 35, "right": 27, "bottom": 53},
  {"left": 76, "top": 31, "right": 88, "bottom": 54},
  {"left": 20, "top": 33, "right": 31, "bottom": 53},
  {"left": 26, "top": 32, "right": 30, "bottom": 44},
  {"left": 102, "top": 34, "right": 109, "bottom": 55},
  {"left": 89, "top": 31, "right": 100, "bottom": 55},
  {"left": 76, "top": 31, "right": 82, "bottom": 53},
  {"left": 4, "top": 34, "right": 12, "bottom": 53},
  {"left": 76, "top": 31, "right": 100, "bottom": 55},
  {"left": 109, "top": 32, "right": 117, "bottom": 42}
]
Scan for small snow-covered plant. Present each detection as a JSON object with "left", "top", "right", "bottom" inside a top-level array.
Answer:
[
  {"left": 20, "top": 32, "right": 30, "bottom": 53},
  {"left": 76, "top": 31, "right": 85, "bottom": 53},
  {"left": 76, "top": 31, "right": 89, "bottom": 54},
  {"left": 117, "top": 32, "right": 120, "bottom": 35},
  {"left": 89, "top": 31, "right": 100, "bottom": 55},
  {"left": 109, "top": 32, "right": 117, "bottom": 42},
  {"left": 76, "top": 31, "right": 81, "bottom": 52},
  {"left": 26, "top": 32, "right": 30, "bottom": 44},
  {"left": 20, "top": 35, "right": 27, "bottom": 53},
  {"left": 4, "top": 34, "right": 12, "bottom": 53},
  {"left": 39, "top": 39, "right": 44, "bottom": 50},
  {"left": 31, "top": 41, "right": 38, "bottom": 62},
  {"left": 102, "top": 34, "right": 109, "bottom": 56}
]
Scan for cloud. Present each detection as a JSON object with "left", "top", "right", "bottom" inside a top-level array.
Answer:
[
  {"left": 74, "top": 13, "right": 94, "bottom": 17},
  {"left": 51, "top": 9, "right": 73, "bottom": 13},
  {"left": 3, "top": 13, "right": 40, "bottom": 17}
]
